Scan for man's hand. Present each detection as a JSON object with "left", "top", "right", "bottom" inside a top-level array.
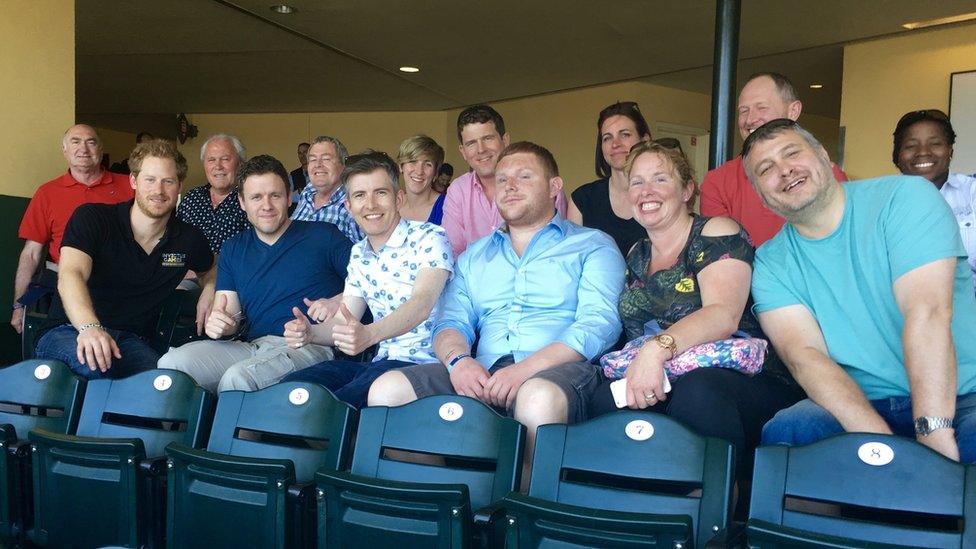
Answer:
[
  {"left": 195, "top": 290, "right": 215, "bottom": 336},
  {"left": 205, "top": 293, "right": 238, "bottom": 340},
  {"left": 283, "top": 307, "right": 311, "bottom": 349},
  {"left": 305, "top": 296, "right": 342, "bottom": 323},
  {"left": 76, "top": 326, "right": 121, "bottom": 373},
  {"left": 449, "top": 358, "right": 490, "bottom": 401},
  {"left": 918, "top": 429, "right": 961, "bottom": 462},
  {"left": 484, "top": 364, "right": 534, "bottom": 409},
  {"left": 331, "top": 303, "right": 373, "bottom": 355},
  {"left": 11, "top": 307, "right": 24, "bottom": 334}
]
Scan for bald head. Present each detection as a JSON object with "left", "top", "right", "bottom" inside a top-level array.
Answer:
[{"left": 62, "top": 124, "right": 103, "bottom": 173}]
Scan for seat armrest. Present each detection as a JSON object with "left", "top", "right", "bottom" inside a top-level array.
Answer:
[
  {"left": 473, "top": 499, "right": 512, "bottom": 549},
  {"left": 8, "top": 439, "right": 33, "bottom": 459}
]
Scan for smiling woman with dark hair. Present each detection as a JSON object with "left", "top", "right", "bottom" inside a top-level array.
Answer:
[
  {"left": 567, "top": 101, "right": 652, "bottom": 256},
  {"left": 893, "top": 109, "right": 975, "bottom": 286}
]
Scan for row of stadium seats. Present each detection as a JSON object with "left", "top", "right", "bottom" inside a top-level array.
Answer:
[{"left": 1, "top": 359, "right": 973, "bottom": 548}]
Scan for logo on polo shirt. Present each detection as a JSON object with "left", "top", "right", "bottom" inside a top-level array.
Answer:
[{"left": 162, "top": 253, "right": 187, "bottom": 268}]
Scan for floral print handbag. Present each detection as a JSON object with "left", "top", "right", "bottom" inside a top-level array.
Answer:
[{"left": 600, "top": 320, "right": 767, "bottom": 381}]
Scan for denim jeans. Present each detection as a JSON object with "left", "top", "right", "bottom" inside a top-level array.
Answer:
[
  {"left": 761, "top": 393, "right": 976, "bottom": 463},
  {"left": 282, "top": 359, "right": 414, "bottom": 409},
  {"left": 35, "top": 324, "right": 160, "bottom": 380}
]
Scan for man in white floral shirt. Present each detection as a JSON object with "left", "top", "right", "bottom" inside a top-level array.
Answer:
[{"left": 281, "top": 150, "right": 453, "bottom": 407}]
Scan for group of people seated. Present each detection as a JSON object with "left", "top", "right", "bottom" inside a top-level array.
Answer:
[{"left": 11, "top": 72, "right": 976, "bottom": 494}]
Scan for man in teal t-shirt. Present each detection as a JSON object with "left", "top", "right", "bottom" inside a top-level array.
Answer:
[{"left": 743, "top": 118, "right": 976, "bottom": 463}]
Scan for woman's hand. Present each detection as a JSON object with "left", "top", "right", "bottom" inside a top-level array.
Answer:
[{"left": 624, "top": 341, "right": 670, "bottom": 409}]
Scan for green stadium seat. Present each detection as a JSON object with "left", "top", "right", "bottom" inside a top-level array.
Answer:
[
  {"left": 28, "top": 369, "right": 213, "bottom": 548},
  {"left": 747, "top": 433, "right": 976, "bottom": 548},
  {"left": 315, "top": 395, "right": 525, "bottom": 548},
  {"left": 492, "top": 410, "right": 736, "bottom": 548},
  {"left": 165, "top": 381, "right": 356, "bottom": 549},
  {"left": 0, "top": 359, "right": 83, "bottom": 543}
]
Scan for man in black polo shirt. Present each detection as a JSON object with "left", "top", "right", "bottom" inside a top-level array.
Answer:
[{"left": 34, "top": 139, "right": 215, "bottom": 379}]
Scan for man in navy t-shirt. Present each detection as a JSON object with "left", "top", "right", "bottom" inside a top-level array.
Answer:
[{"left": 158, "top": 155, "right": 351, "bottom": 392}]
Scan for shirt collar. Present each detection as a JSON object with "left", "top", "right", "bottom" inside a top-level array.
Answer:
[
  {"left": 944, "top": 173, "right": 971, "bottom": 191},
  {"left": 57, "top": 169, "right": 115, "bottom": 188},
  {"left": 365, "top": 218, "right": 409, "bottom": 255},
  {"left": 301, "top": 183, "right": 346, "bottom": 206},
  {"left": 118, "top": 199, "right": 181, "bottom": 243},
  {"left": 493, "top": 212, "right": 566, "bottom": 240}
]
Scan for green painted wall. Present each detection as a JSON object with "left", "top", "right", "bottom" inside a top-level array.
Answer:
[{"left": 1, "top": 195, "right": 30, "bottom": 366}]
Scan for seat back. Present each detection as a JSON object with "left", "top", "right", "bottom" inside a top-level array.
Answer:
[
  {"left": 0, "top": 360, "right": 83, "bottom": 540},
  {"left": 528, "top": 411, "right": 734, "bottom": 546},
  {"left": 351, "top": 395, "right": 525, "bottom": 509},
  {"left": 76, "top": 369, "right": 214, "bottom": 455},
  {"left": 207, "top": 382, "right": 356, "bottom": 481},
  {"left": 27, "top": 369, "right": 212, "bottom": 548},
  {"left": 151, "top": 287, "right": 202, "bottom": 354},
  {"left": 0, "top": 359, "right": 84, "bottom": 438},
  {"left": 749, "top": 433, "right": 976, "bottom": 548}
]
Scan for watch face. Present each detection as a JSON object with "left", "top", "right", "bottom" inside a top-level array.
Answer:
[
  {"left": 915, "top": 417, "right": 929, "bottom": 434},
  {"left": 658, "top": 334, "right": 675, "bottom": 345}
]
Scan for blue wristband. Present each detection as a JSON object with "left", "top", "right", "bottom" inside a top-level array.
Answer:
[{"left": 447, "top": 352, "right": 471, "bottom": 371}]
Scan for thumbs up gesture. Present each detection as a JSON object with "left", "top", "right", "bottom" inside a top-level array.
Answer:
[
  {"left": 331, "top": 303, "right": 373, "bottom": 356},
  {"left": 284, "top": 306, "right": 311, "bottom": 348},
  {"left": 205, "top": 292, "right": 239, "bottom": 340}
]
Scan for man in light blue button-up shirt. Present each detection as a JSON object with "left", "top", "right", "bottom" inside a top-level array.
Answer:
[{"left": 369, "top": 142, "right": 625, "bottom": 479}]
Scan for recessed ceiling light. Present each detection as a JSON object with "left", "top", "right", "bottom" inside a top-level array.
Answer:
[
  {"left": 399, "top": 66, "right": 420, "bottom": 73},
  {"left": 270, "top": 4, "right": 296, "bottom": 14},
  {"left": 903, "top": 12, "right": 976, "bottom": 29},
  {"left": 809, "top": 84, "right": 824, "bottom": 89}
]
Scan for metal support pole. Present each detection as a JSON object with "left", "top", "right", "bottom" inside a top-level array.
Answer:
[{"left": 708, "top": 0, "right": 741, "bottom": 169}]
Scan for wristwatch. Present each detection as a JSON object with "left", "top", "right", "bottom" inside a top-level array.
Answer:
[
  {"left": 651, "top": 333, "right": 677, "bottom": 360},
  {"left": 914, "top": 416, "right": 954, "bottom": 436}
]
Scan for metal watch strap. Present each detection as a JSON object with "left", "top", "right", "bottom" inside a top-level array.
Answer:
[
  {"left": 915, "top": 416, "right": 953, "bottom": 436},
  {"left": 77, "top": 322, "right": 104, "bottom": 333}
]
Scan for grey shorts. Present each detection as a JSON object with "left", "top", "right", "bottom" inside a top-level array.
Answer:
[{"left": 400, "top": 358, "right": 600, "bottom": 424}]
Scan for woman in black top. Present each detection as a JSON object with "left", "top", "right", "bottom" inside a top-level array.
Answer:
[{"left": 568, "top": 101, "right": 651, "bottom": 256}]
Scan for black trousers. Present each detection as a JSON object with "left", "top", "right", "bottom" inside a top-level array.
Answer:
[{"left": 590, "top": 368, "right": 805, "bottom": 480}]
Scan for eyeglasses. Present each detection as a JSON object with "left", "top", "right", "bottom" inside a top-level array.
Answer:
[{"left": 600, "top": 101, "right": 641, "bottom": 117}]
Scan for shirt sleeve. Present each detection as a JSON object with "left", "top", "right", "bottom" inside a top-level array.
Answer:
[
  {"left": 215, "top": 242, "right": 236, "bottom": 292},
  {"left": 884, "top": 177, "right": 967, "bottom": 281},
  {"left": 432, "top": 252, "right": 478, "bottom": 346},
  {"left": 699, "top": 166, "right": 730, "bottom": 217},
  {"left": 689, "top": 229, "right": 755, "bottom": 276},
  {"left": 556, "top": 234, "right": 626, "bottom": 360},
  {"left": 441, "top": 181, "right": 466, "bottom": 258},
  {"left": 59, "top": 204, "right": 103, "bottom": 259},
  {"left": 414, "top": 226, "right": 454, "bottom": 276},
  {"left": 18, "top": 187, "right": 52, "bottom": 244},
  {"left": 343, "top": 246, "right": 365, "bottom": 299},
  {"left": 329, "top": 225, "right": 354, "bottom": 280},
  {"left": 751, "top": 245, "right": 802, "bottom": 314}
]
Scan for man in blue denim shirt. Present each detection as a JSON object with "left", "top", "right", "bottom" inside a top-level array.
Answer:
[{"left": 369, "top": 141, "right": 625, "bottom": 475}]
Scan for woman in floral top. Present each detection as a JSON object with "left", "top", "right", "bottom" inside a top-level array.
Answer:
[{"left": 588, "top": 141, "right": 803, "bottom": 481}]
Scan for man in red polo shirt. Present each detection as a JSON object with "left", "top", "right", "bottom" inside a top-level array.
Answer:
[
  {"left": 11, "top": 124, "right": 133, "bottom": 333},
  {"left": 700, "top": 72, "right": 848, "bottom": 247}
]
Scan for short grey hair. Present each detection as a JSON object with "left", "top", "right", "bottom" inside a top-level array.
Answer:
[
  {"left": 200, "top": 134, "right": 246, "bottom": 162},
  {"left": 741, "top": 119, "right": 825, "bottom": 184},
  {"left": 310, "top": 135, "right": 349, "bottom": 163}
]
